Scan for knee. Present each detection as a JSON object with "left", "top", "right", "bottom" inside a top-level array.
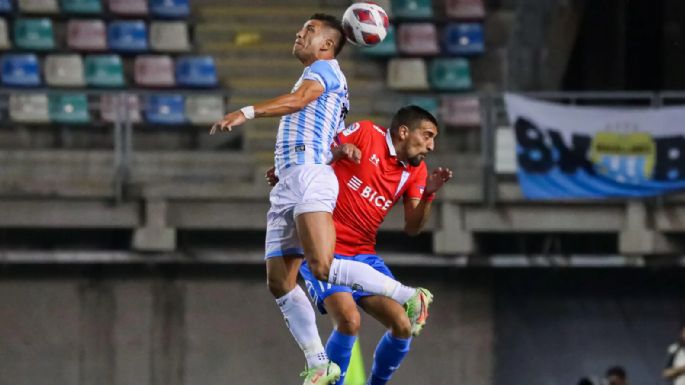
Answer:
[
  {"left": 335, "top": 310, "right": 361, "bottom": 336},
  {"left": 266, "top": 273, "right": 294, "bottom": 298},
  {"left": 390, "top": 314, "right": 412, "bottom": 339},
  {"left": 308, "top": 258, "right": 331, "bottom": 282}
]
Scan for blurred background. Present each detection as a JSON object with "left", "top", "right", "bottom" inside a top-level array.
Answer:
[{"left": 0, "top": 0, "right": 684, "bottom": 384}]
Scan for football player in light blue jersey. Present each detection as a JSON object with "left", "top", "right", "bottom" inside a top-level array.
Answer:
[{"left": 211, "top": 14, "right": 432, "bottom": 385}]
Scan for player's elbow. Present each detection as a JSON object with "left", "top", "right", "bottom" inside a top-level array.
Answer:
[{"left": 404, "top": 225, "right": 422, "bottom": 237}]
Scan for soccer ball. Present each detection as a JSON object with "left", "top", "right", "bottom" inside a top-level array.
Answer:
[{"left": 342, "top": 2, "right": 389, "bottom": 47}]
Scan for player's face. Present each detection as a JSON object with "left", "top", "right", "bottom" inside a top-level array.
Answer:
[
  {"left": 403, "top": 120, "right": 437, "bottom": 167},
  {"left": 293, "top": 20, "right": 330, "bottom": 62}
]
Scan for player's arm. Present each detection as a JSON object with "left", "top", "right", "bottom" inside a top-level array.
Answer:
[
  {"left": 403, "top": 167, "right": 453, "bottom": 236},
  {"left": 210, "top": 80, "right": 324, "bottom": 134},
  {"left": 663, "top": 366, "right": 685, "bottom": 380}
]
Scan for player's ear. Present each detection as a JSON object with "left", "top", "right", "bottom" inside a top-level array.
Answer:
[
  {"left": 398, "top": 125, "right": 409, "bottom": 139},
  {"left": 322, "top": 37, "right": 334, "bottom": 52}
]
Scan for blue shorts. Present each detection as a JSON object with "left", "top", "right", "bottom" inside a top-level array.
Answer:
[{"left": 300, "top": 253, "right": 395, "bottom": 315}]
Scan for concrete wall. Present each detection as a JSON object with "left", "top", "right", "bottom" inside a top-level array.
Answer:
[{"left": 0, "top": 266, "right": 493, "bottom": 385}]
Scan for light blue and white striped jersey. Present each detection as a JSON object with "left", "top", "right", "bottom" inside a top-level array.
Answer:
[{"left": 274, "top": 59, "right": 349, "bottom": 174}]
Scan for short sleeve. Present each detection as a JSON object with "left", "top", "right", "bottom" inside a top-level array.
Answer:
[
  {"left": 404, "top": 164, "right": 428, "bottom": 200},
  {"left": 303, "top": 60, "right": 340, "bottom": 92}
]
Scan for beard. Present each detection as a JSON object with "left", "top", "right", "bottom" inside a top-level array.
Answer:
[{"left": 408, "top": 155, "right": 424, "bottom": 167}]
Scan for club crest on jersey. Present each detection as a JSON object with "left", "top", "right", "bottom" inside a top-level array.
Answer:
[
  {"left": 369, "top": 153, "right": 380, "bottom": 166},
  {"left": 418, "top": 186, "right": 425, "bottom": 194},
  {"left": 342, "top": 122, "right": 360, "bottom": 136}
]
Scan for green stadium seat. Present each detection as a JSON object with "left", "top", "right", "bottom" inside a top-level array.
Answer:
[
  {"left": 361, "top": 25, "right": 397, "bottom": 57},
  {"left": 405, "top": 96, "right": 439, "bottom": 119},
  {"left": 60, "top": 0, "right": 102, "bottom": 13},
  {"left": 391, "top": 0, "right": 433, "bottom": 19},
  {"left": 85, "top": 55, "right": 125, "bottom": 87},
  {"left": 14, "top": 18, "right": 55, "bottom": 50},
  {"left": 49, "top": 93, "right": 90, "bottom": 124},
  {"left": 429, "top": 58, "right": 472, "bottom": 90}
]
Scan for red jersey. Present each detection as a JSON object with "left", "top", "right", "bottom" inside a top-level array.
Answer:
[{"left": 332, "top": 120, "right": 428, "bottom": 256}]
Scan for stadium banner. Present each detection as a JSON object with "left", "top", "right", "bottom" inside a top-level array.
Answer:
[{"left": 504, "top": 93, "right": 685, "bottom": 199}]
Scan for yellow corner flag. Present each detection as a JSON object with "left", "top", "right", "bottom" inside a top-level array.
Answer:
[{"left": 344, "top": 339, "right": 366, "bottom": 385}]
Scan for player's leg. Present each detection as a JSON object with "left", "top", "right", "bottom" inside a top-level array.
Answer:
[
  {"left": 358, "top": 296, "right": 413, "bottom": 385},
  {"left": 323, "top": 292, "right": 361, "bottom": 385},
  {"left": 265, "top": 194, "right": 339, "bottom": 385},
  {"left": 295, "top": 211, "right": 419, "bottom": 307}
]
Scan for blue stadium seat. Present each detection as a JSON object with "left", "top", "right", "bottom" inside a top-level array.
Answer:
[
  {"left": 0, "top": 0, "right": 12, "bottom": 12},
  {"left": 145, "top": 94, "right": 185, "bottom": 124},
  {"left": 150, "top": 0, "right": 189, "bottom": 18},
  {"left": 443, "top": 23, "right": 484, "bottom": 56},
  {"left": 108, "top": 21, "right": 148, "bottom": 52},
  {"left": 175, "top": 56, "right": 218, "bottom": 88},
  {"left": 1, "top": 54, "right": 41, "bottom": 87}
]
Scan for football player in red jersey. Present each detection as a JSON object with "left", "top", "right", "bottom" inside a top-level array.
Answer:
[{"left": 267, "top": 106, "right": 452, "bottom": 385}]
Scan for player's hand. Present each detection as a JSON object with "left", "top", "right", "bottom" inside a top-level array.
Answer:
[
  {"left": 210, "top": 110, "right": 247, "bottom": 134},
  {"left": 425, "top": 167, "right": 453, "bottom": 194},
  {"left": 331, "top": 143, "right": 362, "bottom": 164},
  {"left": 265, "top": 166, "right": 279, "bottom": 187}
]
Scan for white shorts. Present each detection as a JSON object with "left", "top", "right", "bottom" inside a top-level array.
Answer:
[{"left": 264, "top": 164, "right": 339, "bottom": 259}]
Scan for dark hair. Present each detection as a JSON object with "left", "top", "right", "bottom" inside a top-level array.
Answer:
[
  {"left": 606, "top": 366, "right": 626, "bottom": 379},
  {"left": 390, "top": 105, "right": 439, "bottom": 134},
  {"left": 310, "top": 13, "right": 346, "bottom": 56}
]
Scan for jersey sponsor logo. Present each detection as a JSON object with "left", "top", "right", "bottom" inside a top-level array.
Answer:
[
  {"left": 369, "top": 153, "right": 380, "bottom": 167},
  {"left": 342, "top": 122, "right": 360, "bottom": 136},
  {"left": 295, "top": 144, "right": 306, "bottom": 152},
  {"left": 348, "top": 176, "right": 363, "bottom": 191}
]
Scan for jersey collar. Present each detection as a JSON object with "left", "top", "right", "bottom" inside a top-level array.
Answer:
[{"left": 385, "top": 129, "right": 408, "bottom": 168}]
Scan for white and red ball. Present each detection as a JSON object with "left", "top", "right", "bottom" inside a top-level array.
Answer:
[{"left": 341, "top": 2, "right": 389, "bottom": 47}]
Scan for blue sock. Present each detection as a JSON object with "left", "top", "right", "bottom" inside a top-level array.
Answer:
[
  {"left": 326, "top": 329, "right": 357, "bottom": 385},
  {"left": 368, "top": 332, "right": 412, "bottom": 385}
]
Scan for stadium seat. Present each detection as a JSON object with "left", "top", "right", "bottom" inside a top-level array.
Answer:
[
  {"left": 0, "top": 0, "right": 12, "bottom": 12},
  {"left": 45, "top": 54, "right": 85, "bottom": 87},
  {"left": 150, "top": 21, "right": 190, "bottom": 52},
  {"left": 100, "top": 94, "right": 141, "bottom": 123},
  {"left": 429, "top": 58, "right": 471, "bottom": 90},
  {"left": 405, "top": 96, "right": 439, "bottom": 119},
  {"left": 49, "top": 93, "right": 90, "bottom": 124},
  {"left": 14, "top": 18, "right": 55, "bottom": 50},
  {"left": 61, "top": 0, "right": 103, "bottom": 14},
  {"left": 150, "top": 0, "right": 189, "bottom": 19},
  {"left": 9, "top": 93, "right": 49, "bottom": 123},
  {"left": 134, "top": 55, "right": 174, "bottom": 87},
  {"left": 107, "top": 0, "right": 147, "bottom": 16},
  {"left": 85, "top": 55, "right": 124, "bottom": 87},
  {"left": 67, "top": 20, "right": 107, "bottom": 51},
  {"left": 145, "top": 94, "right": 185, "bottom": 124},
  {"left": 361, "top": 25, "right": 396, "bottom": 57},
  {"left": 392, "top": 0, "right": 433, "bottom": 19},
  {"left": 108, "top": 21, "right": 148, "bottom": 52},
  {"left": 19, "top": 0, "right": 59, "bottom": 14},
  {"left": 495, "top": 127, "right": 517, "bottom": 174},
  {"left": 445, "top": 0, "right": 485, "bottom": 19},
  {"left": 387, "top": 58, "right": 429, "bottom": 90},
  {"left": 441, "top": 96, "right": 480, "bottom": 127},
  {"left": 1, "top": 54, "right": 41, "bottom": 87},
  {"left": 0, "top": 18, "right": 10, "bottom": 50},
  {"left": 443, "top": 23, "right": 485, "bottom": 56},
  {"left": 175, "top": 56, "right": 218, "bottom": 88},
  {"left": 397, "top": 23, "right": 440, "bottom": 56},
  {"left": 186, "top": 95, "right": 224, "bottom": 125}
]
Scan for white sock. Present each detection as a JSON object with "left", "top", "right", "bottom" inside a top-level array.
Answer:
[
  {"left": 275, "top": 286, "right": 329, "bottom": 369},
  {"left": 328, "top": 258, "right": 416, "bottom": 304}
]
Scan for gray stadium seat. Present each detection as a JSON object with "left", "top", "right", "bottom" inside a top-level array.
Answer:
[
  {"left": 0, "top": 18, "right": 9, "bottom": 50},
  {"left": 18, "top": 0, "right": 58, "bottom": 13},
  {"left": 387, "top": 58, "right": 429, "bottom": 90},
  {"left": 150, "top": 21, "right": 190, "bottom": 52},
  {"left": 9, "top": 94, "right": 50, "bottom": 123},
  {"left": 186, "top": 95, "right": 224, "bottom": 125},
  {"left": 45, "top": 54, "right": 86, "bottom": 87}
]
